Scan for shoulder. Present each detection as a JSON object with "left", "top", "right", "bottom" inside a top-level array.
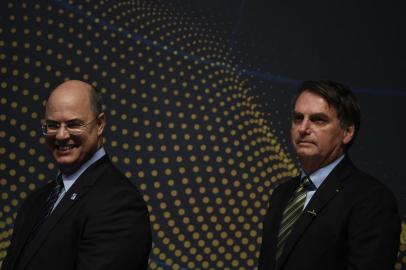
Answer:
[
  {"left": 335, "top": 157, "right": 395, "bottom": 194},
  {"left": 273, "top": 176, "right": 298, "bottom": 189},
  {"left": 270, "top": 177, "right": 298, "bottom": 196},
  {"left": 90, "top": 161, "right": 145, "bottom": 201},
  {"left": 98, "top": 162, "right": 139, "bottom": 188},
  {"left": 21, "top": 181, "right": 53, "bottom": 203},
  {"left": 347, "top": 165, "right": 391, "bottom": 191},
  {"left": 13, "top": 181, "right": 53, "bottom": 220},
  {"left": 86, "top": 155, "right": 140, "bottom": 190},
  {"left": 78, "top": 163, "right": 149, "bottom": 223},
  {"left": 343, "top": 165, "right": 398, "bottom": 206}
]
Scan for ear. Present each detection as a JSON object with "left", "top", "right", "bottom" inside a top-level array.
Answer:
[
  {"left": 96, "top": 113, "right": 105, "bottom": 136},
  {"left": 342, "top": 124, "right": 355, "bottom": 145}
]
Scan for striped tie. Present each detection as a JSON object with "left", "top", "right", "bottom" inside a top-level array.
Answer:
[
  {"left": 25, "top": 174, "right": 64, "bottom": 244},
  {"left": 276, "top": 176, "right": 311, "bottom": 261}
]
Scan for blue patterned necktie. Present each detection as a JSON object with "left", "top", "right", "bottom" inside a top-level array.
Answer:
[
  {"left": 276, "top": 175, "right": 311, "bottom": 261},
  {"left": 42, "top": 174, "right": 64, "bottom": 217},
  {"left": 26, "top": 174, "right": 64, "bottom": 243}
]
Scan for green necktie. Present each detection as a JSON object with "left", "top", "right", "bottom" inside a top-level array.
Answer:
[{"left": 276, "top": 176, "right": 311, "bottom": 261}]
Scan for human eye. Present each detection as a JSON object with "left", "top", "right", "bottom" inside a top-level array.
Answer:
[
  {"left": 46, "top": 121, "right": 60, "bottom": 130},
  {"left": 292, "top": 113, "right": 303, "bottom": 124},
  {"left": 66, "top": 120, "right": 85, "bottom": 130},
  {"left": 310, "top": 115, "right": 328, "bottom": 125}
]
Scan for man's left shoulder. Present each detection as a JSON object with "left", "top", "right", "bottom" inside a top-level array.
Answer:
[
  {"left": 98, "top": 163, "right": 139, "bottom": 189},
  {"left": 344, "top": 166, "right": 397, "bottom": 202},
  {"left": 85, "top": 164, "right": 147, "bottom": 212},
  {"left": 347, "top": 166, "right": 386, "bottom": 187}
]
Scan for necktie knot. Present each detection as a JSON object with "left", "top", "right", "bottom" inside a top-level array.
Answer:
[
  {"left": 301, "top": 175, "right": 311, "bottom": 188},
  {"left": 45, "top": 174, "right": 64, "bottom": 216},
  {"left": 55, "top": 174, "right": 64, "bottom": 190}
]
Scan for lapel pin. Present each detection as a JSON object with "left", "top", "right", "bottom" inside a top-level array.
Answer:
[
  {"left": 70, "top": 193, "right": 78, "bottom": 200},
  {"left": 307, "top": 210, "right": 317, "bottom": 216}
]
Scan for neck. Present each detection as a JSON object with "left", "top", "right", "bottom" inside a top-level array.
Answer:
[
  {"left": 59, "top": 164, "right": 79, "bottom": 175},
  {"left": 301, "top": 153, "right": 344, "bottom": 175}
]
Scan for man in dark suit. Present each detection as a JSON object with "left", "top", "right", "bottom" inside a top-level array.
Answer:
[
  {"left": 3, "top": 80, "right": 152, "bottom": 270},
  {"left": 259, "top": 80, "right": 400, "bottom": 270}
]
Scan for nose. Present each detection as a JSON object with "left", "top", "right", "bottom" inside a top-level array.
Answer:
[
  {"left": 297, "top": 119, "right": 310, "bottom": 134},
  {"left": 55, "top": 124, "right": 70, "bottom": 140}
]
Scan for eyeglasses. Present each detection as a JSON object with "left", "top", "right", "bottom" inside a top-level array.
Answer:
[{"left": 41, "top": 118, "right": 98, "bottom": 136}]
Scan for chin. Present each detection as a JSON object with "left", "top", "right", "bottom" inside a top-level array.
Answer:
[
  {"left": 296, "top": 149, "right": 318, "bottom": 159},
  {"left": 55, "top": 158, "right": 78, "bottom": 168},
  {"left": 52, "top": 152, "right": 80, "bottom": 167}
]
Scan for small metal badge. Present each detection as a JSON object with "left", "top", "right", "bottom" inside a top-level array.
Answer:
[
  {"left": 70, "top": 193, "right": 78, "bottom": 200},
  {"left": 307, "top": 209, "right": 317, "bottom": 216}
]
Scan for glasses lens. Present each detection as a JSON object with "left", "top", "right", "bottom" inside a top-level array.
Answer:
[
  {"left": 41, "top": 124, "right": 48, "bottom": 135},
  {"left": 42, "top": 118, "right": 95, "bottom": 136},
  {"left": 42, "top": 123, "right": 58, "bottom": 136},
  {"left": 66, "top": 121, "right": 86, "bottom": 135}
]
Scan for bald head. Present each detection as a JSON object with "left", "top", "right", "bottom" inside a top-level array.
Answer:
[
  {"left": 46, "top": 80, "right": 103, "bottom": 117},
  {"left": 44, "top": 80, "right": 106, "bottom": 174}
]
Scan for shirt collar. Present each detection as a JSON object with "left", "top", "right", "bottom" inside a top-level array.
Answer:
[
  {"left": 59, "top": 147, "right": 106, "bottom": 191},
  {"left": 301, "top": 154, "right": 345, "bottom": 189}
]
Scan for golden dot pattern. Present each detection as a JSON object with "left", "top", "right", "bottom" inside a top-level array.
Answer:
[{"left": 0, "top": 1, "right": 404, "bottom": 269}]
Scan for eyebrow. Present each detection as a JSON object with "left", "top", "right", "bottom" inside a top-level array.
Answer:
[
  {"left": 45, "top": 118, "right": 83, "bottom": 123},
  {"left": 292, "top": 111, "right": 330, "bottom": 119},
  {"left": 309, "top": 113, "right": 329, "bottom": 119}
]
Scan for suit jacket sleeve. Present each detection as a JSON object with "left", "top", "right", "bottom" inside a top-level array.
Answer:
[
  {"left": 347, "top": 183, "right": 400, "bottom": 270},
  {"left": 76, "top": 176, "right": 151, "bottom": 270}
]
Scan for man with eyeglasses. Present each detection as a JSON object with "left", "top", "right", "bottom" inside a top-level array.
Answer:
[{"left": 3, "top": 80, "right": 152, "bottom": 270}]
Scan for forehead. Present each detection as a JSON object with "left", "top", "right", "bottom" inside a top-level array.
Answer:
[
  {"left": 293, "top": 91, "right": 337, "bottom": 116},
  {"left": 45, "top": 88, "right": 92, "bottom": 119}
]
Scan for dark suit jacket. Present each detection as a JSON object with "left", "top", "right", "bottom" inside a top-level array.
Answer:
[
  {"left": 258, "top": 156, "right": 400, "bottom": 270},
  {"left": 3, "top": 155, "right": 152, "bottom": 270}
]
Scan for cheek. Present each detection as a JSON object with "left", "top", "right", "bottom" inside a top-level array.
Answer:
[
  {"left": 321, "top": 130, "right": 343, "bottom": 148},
  {"left": 290, "top": 125, "right": 298, "bottom": 137},
  {"left": 46, "top": 138, "right": 55, "bottom": 148}
]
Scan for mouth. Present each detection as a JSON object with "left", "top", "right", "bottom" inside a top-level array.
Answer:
[
  {"left": 55, "top": 144, "right": 76, "bottom": 152},
  {"left": 296, "top": 140, "right": 315, "bottom": 146}
]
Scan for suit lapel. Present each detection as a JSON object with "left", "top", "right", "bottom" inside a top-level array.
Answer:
[
  {"left": 8, "top": 185, "right": 51, "bottom": 270},
  {"left": 18, "top": 156, "right": 111, "bottom": 269},
  {"left": 277, "top": 157, "right": 355, "bottom": 268},
  {"left": 260, "top": 177, "right": 299, "bottom": 270}
]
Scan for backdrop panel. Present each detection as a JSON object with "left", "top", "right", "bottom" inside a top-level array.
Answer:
[{"left": 1, "top": 1, "right": 405, "bottom": 269}]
